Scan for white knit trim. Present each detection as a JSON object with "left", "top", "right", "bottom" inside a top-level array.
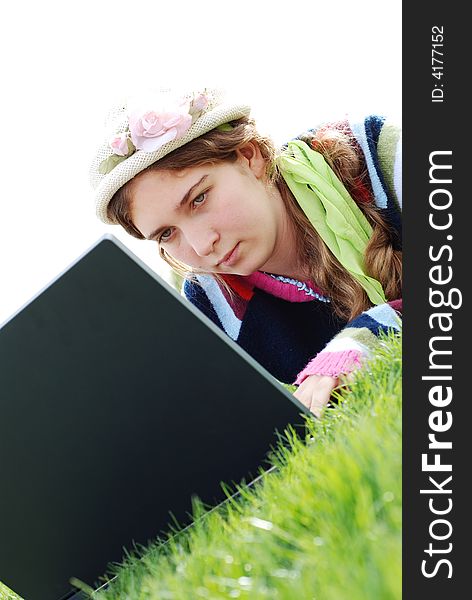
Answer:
[
  {"left": 393, "top": 132, "right": 402, "bottom": 210},
  {"left": 364, "top": 304, "right": 401, "bottom": 330},
  {"left": 265, "top": 273, "right": 330, "bottom": 302},
  {"left": 196, "top": 275, "right": 241, "bottom": 340},
  {"left": 349, "top": 117, "right": 388, "bottom": 209},
  {"left": 322, "top": 337, "right": 368, "bottom": 354}
]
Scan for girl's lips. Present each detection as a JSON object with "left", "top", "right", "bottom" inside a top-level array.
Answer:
[{"left": 219, "top": 243, "right": 240, "bottom": 267}]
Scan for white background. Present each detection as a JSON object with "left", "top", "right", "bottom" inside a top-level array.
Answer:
[{"left": 0, "top": 0, "right": 401, "bottom": 325}]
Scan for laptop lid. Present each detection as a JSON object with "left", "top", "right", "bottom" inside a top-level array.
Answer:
[{"left": 0, "top": 235, "right": 309, "bottom": 600}]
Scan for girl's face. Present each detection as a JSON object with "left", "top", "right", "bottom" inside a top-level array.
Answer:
[{"left": 130, "top": 145, "right": 293, "bottom": 276}]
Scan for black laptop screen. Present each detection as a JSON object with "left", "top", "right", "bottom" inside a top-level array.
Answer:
[{"left": 0, "top": 236, "right": 308, "bottom": 600}]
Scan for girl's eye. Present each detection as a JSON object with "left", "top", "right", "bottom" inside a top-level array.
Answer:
[
  {"left": 158, "top": 192, "right": 207, "bottom": 244},
  {"left": 159, "top": 227, "right": 173, "bottom": 243},
  {"left": 192, "top": 192, "right": 206, "bottom": 207}
]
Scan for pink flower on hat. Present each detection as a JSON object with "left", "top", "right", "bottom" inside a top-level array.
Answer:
[
  {"left": 109, "top": 132, "right": 131, "bottom": 156},
  {"left": 191, "top": 93, "right": 209, "bottom": 113},
  {"left": 128, "top": 103, "right": 193, "bottom": 153},
  {"left": 98, "top": 90, "right": 213, "bottom": 175}
]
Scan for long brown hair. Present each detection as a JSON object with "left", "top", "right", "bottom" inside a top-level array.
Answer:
[{"left": 107, "top": 117, "right": 402, "bottom": 320}]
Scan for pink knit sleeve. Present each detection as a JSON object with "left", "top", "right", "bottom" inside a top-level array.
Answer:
[
  {"left": 294, "top": 301, "right": 402, "bottom": 384},
  {"left": 294, "top": 350, "right": 364, "bottom": 384}
]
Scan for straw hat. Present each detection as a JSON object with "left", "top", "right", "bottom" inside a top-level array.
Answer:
[{"left": 90, "top": 88, "right": 251, "bottom": 224}]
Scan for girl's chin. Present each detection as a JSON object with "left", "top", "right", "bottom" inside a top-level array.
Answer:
[
  {"left": 229, "top": 269, "right": 256, "bottom": 277},
  {"left": 215, "top": 268, "right": 254, "bottom": 277},
  {"left": 213, "top": 263, "right": 259, "bottom": 277},
  {"left": 232, "top": 260, "right": 270, "bottom": 277},
  {"left": 219, "top": 257, "right": 265, "bottom": 277}
]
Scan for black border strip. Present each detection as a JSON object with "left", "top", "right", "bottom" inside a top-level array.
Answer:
[{"left": 403, "top": 2, "right": 467, "bottom": 597}]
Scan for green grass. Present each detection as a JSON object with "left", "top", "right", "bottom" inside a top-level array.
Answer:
[{"left": 1, "top": 332, "right": 402, "bottom": 600}]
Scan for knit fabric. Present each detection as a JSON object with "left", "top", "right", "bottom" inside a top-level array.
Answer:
[{"left": 183, "top": 115, "right": 402, "bottom": 384}]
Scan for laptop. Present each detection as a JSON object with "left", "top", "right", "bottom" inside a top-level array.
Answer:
[{"left": 0, "top": 235, "right": 310, "bottom": 600}]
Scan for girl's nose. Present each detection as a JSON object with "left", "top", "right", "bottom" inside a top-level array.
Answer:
[{"left": 186, "top": 226, "right": 219, "bottom": 257}]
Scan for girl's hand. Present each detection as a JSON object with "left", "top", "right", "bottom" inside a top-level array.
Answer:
[{"left": 293, "top": 374, "right": 339, "bottom": 417}]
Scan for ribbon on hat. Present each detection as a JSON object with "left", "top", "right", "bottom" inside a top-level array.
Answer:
[{"left": 277, "top": 139, "right": 387, "bottom": 306}]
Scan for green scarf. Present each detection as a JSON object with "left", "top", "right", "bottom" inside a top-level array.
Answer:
[{"left": 278, "top": 140, "right": 387, "bottom": 306}]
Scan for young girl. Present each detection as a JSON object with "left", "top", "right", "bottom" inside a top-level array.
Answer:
[{"left": 90, "top": 88, "right": 402, "bottom": 416}]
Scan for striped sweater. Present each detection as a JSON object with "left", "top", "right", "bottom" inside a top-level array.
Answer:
[{"left": 183, "top": 115, "right": 402, "bottom": 384}]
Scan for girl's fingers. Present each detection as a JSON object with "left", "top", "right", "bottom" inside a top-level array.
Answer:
[{"left": 293, "top": 374, "right": 339, "bottom": 416}]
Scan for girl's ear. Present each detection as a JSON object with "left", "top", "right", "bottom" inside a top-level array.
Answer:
[{"left": 236, "top": 142, "right": 267, "bottom": 179}]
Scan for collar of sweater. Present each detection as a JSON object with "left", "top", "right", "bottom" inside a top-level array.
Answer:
[{"left": 221, "top": 271, "right": 329, "bottom": 303}]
